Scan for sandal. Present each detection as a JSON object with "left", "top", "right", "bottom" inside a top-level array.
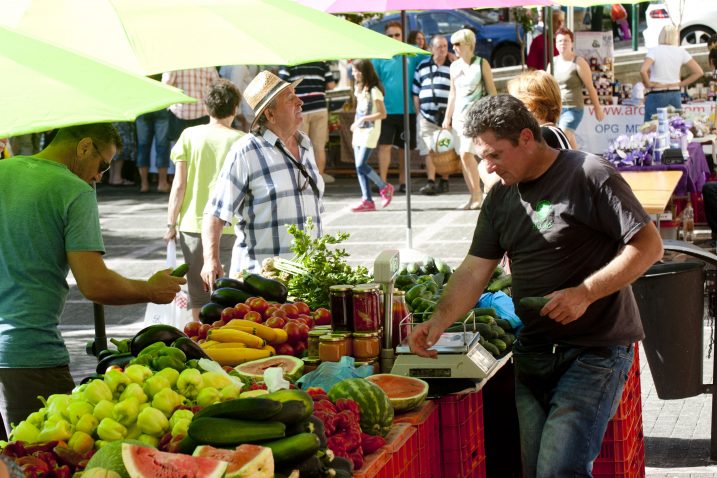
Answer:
[{"left": 109, "top": 179, "right": 135, "bottom": 187}]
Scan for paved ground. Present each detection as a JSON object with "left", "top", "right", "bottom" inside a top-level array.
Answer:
[{"left": 61, "top": 176, "right": 717, "bottom": 476}]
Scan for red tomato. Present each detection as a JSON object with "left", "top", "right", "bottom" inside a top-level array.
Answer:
[
  {"left": 293, "top": 301, "right": 311, "bottom": 316},
  {"left": 265, "top": 316, "right": 287, "bottom": 329},
  {"left": 246, "top": 297, "right": 269, "bottom": 315},
  {"left": 283, "top": 321, "right": 303, "bottom": 344},
  {"left": 296, "top": 314, "right": 315, "bottom": 328},
  {"left": 212, "top": 320, "right": 225, "bottom": 329},
  {"left": 312, "top": 307, "right": 332, "bottom": 326},
  {"left": 264, "top": 304, "right": 280, "bottom": 320},
  {"left": 275, "top": 342, "right": 295, "bottom": 356},
  {"left": 221, "top": 307, "right": 237, "bottom": 323},
  {"left": 244, "top": 310, "right": 264, "bottom": 323},
  {"left": 297, "top": 323, "right": 310, "bottom": 342},
  {"left": 293, "top": 341, "right": 307, "bottom": 358},
  {"left": 280, "top": 303, "right": 299, "bottom": 319},
  {"left": 184, "top": 321, "right": 201, "bottom": 337},
  {"left": 234, "top": 303, "right": 252, "bottom": 319},
  {"left": 270, "top": 309, "right": 288, "bottom": 320},
  {"left": 197, "top": 324, "right": 212, "bottom": 340}
]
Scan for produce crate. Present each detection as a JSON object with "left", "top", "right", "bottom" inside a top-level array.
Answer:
[
  {"left": 353, "top": 448, "right": 389, "bottom": 478},
  {"left": 437, "top": 390, "right": 487, "bottom": 478},
  {"left": 393, "top": 400, "right": 441, "bottom": 478},
  {"left": 375, "top": 423, "right": 419, "bottom": 478}
]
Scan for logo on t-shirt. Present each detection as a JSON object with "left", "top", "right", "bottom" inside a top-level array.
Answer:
[{"left": 532, "top": 200, "right": 554, "bottom": 231}]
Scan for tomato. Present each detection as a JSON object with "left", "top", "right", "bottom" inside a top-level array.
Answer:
[
  {"left": 184, "top": 321, "right": 201, "bottom": 337},
  {"left": 212, "top": 320, "right": 225, "bottom": 329},
  {"left": 270, "top": 309, "right": 288, "bottom": 320},
  {"left": 296, "top": 323, "right": 310, "bottom": 342},
  {"left": 246, "top": 297, "right": 269, "bottom": 315},
  {"left": 221, "top": 307, "right": 237, "bottom": 323},
  {"left": 296, "top": 314, "right": 315, "bottom": 328},
  {"left": 293, "top": 301, "right": 311, "bottom": 316},
  {"left": 197, "top": 324, "right": 212, "bottom": 340},
  {"left": 265, "top": 316, "right": 287, "bottom": 329},
  {"left": 244, "top": 310, "right": 263, "bottom": 323},
  {"left": 293, "top": 341, "right": 307, "bottom": 358},
  {"left": 280, "top": 303, "right": 299, "bottom": 319},
  {"left": 283, "top": 321, "right": 303, "bottom": 344},
  {"left": 275, "top": 342, "right": 295, "bottom": 356},
  {"left": 264, "top": 304, "right": 280, "bottom": 320},
  {"left": 234, "top": 303, "right": 252, "bottom": 319},
  {"left": 312, "top": 307, "right": 332, "bottom": 326}
]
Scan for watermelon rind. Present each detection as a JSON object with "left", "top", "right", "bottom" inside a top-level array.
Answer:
[
  {"left": 84, "top": 440, "right": 147, "bottom": 478},
  {"left": 328, "top": 378, "right": 394, "bottom": 437},
  {"left": 193, "top": 444, "right": 274, "bottom": 478},
  {"left": 234, "top": 355, "right": 304, "bottom": 383},
  {"left": 366, "top": 374, "right": 429, "bottom": 412},
  {"left": 122, "top": 443, "right": 227, "bottom": 478}
]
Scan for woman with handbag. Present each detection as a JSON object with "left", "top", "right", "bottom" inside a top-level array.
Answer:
[
  {"left": 443, "top": 28, "right": 497, "bottom": 210},
  {"left": 350, "top": 59, "right": 393, "bottom": 212}
]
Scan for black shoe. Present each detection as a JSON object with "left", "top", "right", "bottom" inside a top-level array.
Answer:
[
  {"left": 420, "top": 181, "right": 437, "bottom": 195},
  {"left": 437, "top": 178, "right": 450, "bottom": 193},
  {"left": 398, "top": 183, "right": 407, "bottom": 194}
]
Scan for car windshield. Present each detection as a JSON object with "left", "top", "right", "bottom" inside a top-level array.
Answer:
[
  {"left": 417, "top": 11, "right": 473, "bottom": 36},
  {"left": 463, "top": 9, "right": 499, "bottom": 25}
]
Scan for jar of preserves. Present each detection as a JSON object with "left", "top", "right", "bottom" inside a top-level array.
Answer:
[
  {"left": 391, "top": 290, "right": 409, "bottom": 348},
  {"left": 307, "top": 330, "right": 325, "bottom": 359},
  {"left": 302, "top": 358, "right": 321, "bottom": 373},
  {"left": 329, "top": 285, "right": 354, "bottom": 331},
  {"left": 352, "top": 283, "right": 381, "bottom": 332},
  {"left": 319, "top": 335, "right": 347, "bottom": 362},
  {"left": 332, "top": 332, "right": 352, "bottom": 357},
  {"left": 353, "top": 332, "right": 380, "bottom": 361},
  {"left": 356, "top": 359, "right": 381, "bottom": 374}
]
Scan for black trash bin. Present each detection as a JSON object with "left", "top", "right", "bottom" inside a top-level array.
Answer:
[{"left": 632, "top": 261, "right": 704, "bottom": 399}]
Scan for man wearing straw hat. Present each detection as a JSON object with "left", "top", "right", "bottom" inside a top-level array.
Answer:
[{"left": 201, "top": 71, "right": 324, "bottom": 284}]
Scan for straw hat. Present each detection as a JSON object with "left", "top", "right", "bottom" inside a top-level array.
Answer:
[{"left": 245, "top": 70, "right": 302, "bottom": 130}]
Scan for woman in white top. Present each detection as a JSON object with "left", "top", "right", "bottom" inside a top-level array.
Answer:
[
  {"left": 640, "top": 25, "right": 703, "bottom": 122},
  {"left": 443, "top": 29, "right": 497, "bottom": 210}
]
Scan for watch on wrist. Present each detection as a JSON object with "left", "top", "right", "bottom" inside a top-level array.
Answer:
[{"left": 167, "top": 224, "right": 176, "bottom": 229}]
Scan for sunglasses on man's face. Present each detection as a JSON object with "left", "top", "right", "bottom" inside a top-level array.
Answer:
[{"left": 92, "top": 143, "right": 113, "bottom": 175}]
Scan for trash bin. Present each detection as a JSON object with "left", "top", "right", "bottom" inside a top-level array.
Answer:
[{"left": 631, "top": 261, "right": 704, "bottom": 399}]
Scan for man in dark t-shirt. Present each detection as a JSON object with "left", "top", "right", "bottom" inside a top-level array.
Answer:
[{"left": 408, "top": 95, "right": 664, "bottom": 477}]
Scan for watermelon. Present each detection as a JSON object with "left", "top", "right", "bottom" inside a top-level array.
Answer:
[
  {"left": 233, "top": 355, "right": 304, "bottom": 383},
  {"left": 193, "top": 444, "right": 273, "bottom": 478},
  {"left": 328, "top": 378, "right": 393, "bottom": 437},
  {"left": 122, "top": 443, "right": 226, "bottom": 478},
  {"left": 366, "top": 374, "right": 429, "bottom": 412},
  {"left": 85, "top": 440, "right": 147, "bottom": 478}
]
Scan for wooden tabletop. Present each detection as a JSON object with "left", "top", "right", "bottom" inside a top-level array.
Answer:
[{"left": 620, "top": 170, "right": 683, "bottom": 214}]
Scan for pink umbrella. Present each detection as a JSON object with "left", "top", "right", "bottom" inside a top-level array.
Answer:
[{"left": 301, "top": 0, "right": 554, "bottom": 12}]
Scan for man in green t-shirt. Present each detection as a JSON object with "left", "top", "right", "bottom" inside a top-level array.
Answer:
[{"left": 0, "top": 123, "right": 185, "bottom": 439}]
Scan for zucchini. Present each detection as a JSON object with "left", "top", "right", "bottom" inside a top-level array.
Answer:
[
  {"left": 472, "top": 307, "right": 498, "bottom": 318},
  {"left": 487, "top": 274, "right": 512, "bottom": 292},
  {"left": 263, "top": 432, "right": 321, "bottom": 466},
  {"left": 130, "top": 324, "right": 187, "bottom": 356},
  {"left": 96, "top": 352, "right": 133, "bottom": 375},
  {"left": 476, "top": 314, "right": 496, "bottom": 325},
  {"left": 188, "top": 417, "right": 285, "bottom": 445},
  {"left": 519, "top": 296, "right": 550, "bottom": 312},
  {"left": 495, "top": 318, "right": 513, "bottom": 331},
  {"left": 269, "top": 400, "right": 311, "bottom": 425},
  {"left": 475, "top": 323, "right": 497, "bottom": 340},
  {"left": 171, "top": 336, "right": 209, "bottom": 360},
  {"left": 434, "top": 258, "right": 452, "bottom": 275},
  {"left": 264, "top": 389, "right": 314, "bottom": 417},
  {"left": 482, "top": 341, "right": 501, "bottom": 356},
  {"left": 242, "top": 272, "right": 289, "bottom": 303},
  {"left": 170, "top": 263, "right": 189, "bottom": 277},
  {"left": 194, "top": 397, "right": 282, "bottom": 421},
  {"left": 213, "top": 277, "right": 245, "bottom": 290},
  {"left": 211, "top": 287, "right": 253, "bottom": 308}
]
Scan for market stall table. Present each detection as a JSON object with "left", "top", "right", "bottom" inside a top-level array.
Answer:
[{"left": 620, "top": 170, "right": 682, "bottom": 215}]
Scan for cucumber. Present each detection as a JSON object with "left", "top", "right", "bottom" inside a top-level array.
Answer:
[
  {"left": 406, "top": 262, "right": 420, "bottom": 275},
  {"left": 263, "top": 432, "right": 321, "bottom": 466},
  {"left": 503, "top": 334, "right": 516, "bottom": 347},
  {"left": 434, "top": 258, "right": 452, "bottom": 275},
  {"left": 194, "top": 397, "right": 282, "bottom": 421},
  {"left": 170, "top": 263, "right": 189, "bottom": 277},
  {"left": 475, "top": 314, "right": 496, "bottom": 325},
  {"left": 188, "top": 417, "right": 285, "bottom": 445},
  {"left": 487, "top": 275, "right": 512, "bottom": 292},
  {"left": 491, "top": 266, "right": 504, "bottom": 279},
  {"left": 475, "top": 323, "right": 497, "bottom": 340},
  {"left": 495, "top": 318, "right": 513, "bottom": 331},
  {"left": 473, "top": 307, "right": 497, "bottom": 318},
  {"left": 269, "top": 400, "right": 311, "bottom": 425},
  {"left": 482, "top": 341, "right": 501, "bottom": 356},
  {"left": 264, "top": 389, "right": 314, "bottom": 417},
  {"left": 489, "top": 338, "right": 507, "bottom": 352},
  {"left": 519, "top": 297, "right": 550, "bottom": 312},
  {"left": 490, "top": 324, "right": 506, "bottom": 338}
]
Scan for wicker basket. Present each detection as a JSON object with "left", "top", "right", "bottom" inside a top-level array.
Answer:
[{"left": 432, "top": 128, "right": 462, "bottom": 176}]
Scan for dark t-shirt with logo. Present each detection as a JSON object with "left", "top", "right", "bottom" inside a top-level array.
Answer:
[{"left": 468, "top": 150, "right": 650, "bottom": 347}]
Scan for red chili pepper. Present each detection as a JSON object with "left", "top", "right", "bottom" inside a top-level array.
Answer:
[
  {"left": 2, "top": 441, "right": 28, "bottom": 458},
  {"left": 313, "top": 399, "right": 337, "bottom": 413},
  {"left": 16, "top": 455, "right": 51, "bottom": 476},
  {"left": 349, "top": 449, "right": 364, "bottom": 470},
  {"left": 333, "top": 431, "right": 361, "bottom": 451},
  {"left": 54, "top": 464, "right": 72, "bottom": 478},
  {"left": 328, "top": 435, "right": 351, "bottom": 454},
  {"left": 32, "top": 451, "right": 58, "bottom": 470},
  {"left": 313, "top": 411, "right": 336, "bottom": 436},
  {"left": 361, "top": 433, "right": 386, "bottom": 454},
  {"left": 306, "top": 387, "right": 327, "bottom": 397},
  {"left": 335, "top": 398, "right": 361, "bottom": 416}
]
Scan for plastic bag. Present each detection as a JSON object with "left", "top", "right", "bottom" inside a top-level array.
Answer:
[
  {"left": 297, "top": 356, "right": 373, "bottom": 392},
  {"left": 143, "top": 241, "right": 192, "bottom": 329},
  {"left": 477, "top": 291, "right": 523, "bottom": 330}
]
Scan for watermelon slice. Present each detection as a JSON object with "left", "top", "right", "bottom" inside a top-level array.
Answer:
[
  {"left": 366, "top": 374, "right": 429, "bottom": 412},
  {"left": 193, "top": 444, "right": 274, "bottom": 478},
  {"left": 122, "top": 444, "right": 226, "bottom": 478},
  {"left": 233, "top": 355, "right": 304, "bottom": 383}
]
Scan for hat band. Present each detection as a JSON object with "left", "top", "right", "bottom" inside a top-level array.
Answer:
[{"left": 252, "top": 80, "right": 289, "bottom": 116}]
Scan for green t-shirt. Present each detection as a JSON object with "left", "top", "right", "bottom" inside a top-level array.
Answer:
[
  {"left": 171, "top": 125, "right": 244, "bottom": 234},
  {"left": 0, "top": 157, "right": 104, "bottom": 368}
]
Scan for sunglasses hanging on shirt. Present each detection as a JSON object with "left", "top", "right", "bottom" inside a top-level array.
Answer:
[{"left": 277, "top": 143, "right": 320, "bottom": 199}]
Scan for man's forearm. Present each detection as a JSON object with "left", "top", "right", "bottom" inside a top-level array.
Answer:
[{"left": 202, "top": 214, "right": 225, "bottom": 263}]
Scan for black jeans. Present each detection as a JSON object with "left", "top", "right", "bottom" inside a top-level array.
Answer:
[{"left": 702, "top": 182, "right": 717, "bottom": 239}]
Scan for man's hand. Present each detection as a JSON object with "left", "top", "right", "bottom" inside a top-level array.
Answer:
[
  {"left": 147, "top": 269, "right": 185, "bottom": 304},
  {"left": 407, "top": 318, "right": 447, "bottom": 358},
  {"left": 200, "top": 259, "right": 224, "bottom": 292},
  {"left": 163, "top": 228, "right": 177, "bottom": 243},
  {"left": 541, "top": 285, "right": 592, "bottom": 325}
]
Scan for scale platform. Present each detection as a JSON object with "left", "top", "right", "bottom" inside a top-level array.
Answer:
[{"left": 391, "top": 331, "right": 499, "bottom": 379}]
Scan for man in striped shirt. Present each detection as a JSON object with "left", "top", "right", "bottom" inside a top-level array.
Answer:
[
  {"left": 413, "top": 36, "right": 452, "bottom": 195},
  {"left": 278, "top": 62, "right": 336, "bottom": 183},
  {"left": 201, "top": 71, "right": 324, "bottom": 284}
]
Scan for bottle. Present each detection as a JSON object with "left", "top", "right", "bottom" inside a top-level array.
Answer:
[{"left": 682, "top": 200, "right": 695, "bottom": 242}]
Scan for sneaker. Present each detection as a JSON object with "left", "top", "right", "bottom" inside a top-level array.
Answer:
[
  {"left": 398, "top": 183, "right": 407, "bottom": 194},
  {"left": 420, "top": 181, "right": 437, "bottom": 196},
  {"left": 380, "top": 183, "right": 394, "bottom": 208},
  {"left": 351, "top": 199, "right": 376, "bottom": 212},
  {"left": 437, "top": 178, "right": 450, "bottom": 193},
  {"left": 321, "top": 173, "right": 336, "bottom": 184}
]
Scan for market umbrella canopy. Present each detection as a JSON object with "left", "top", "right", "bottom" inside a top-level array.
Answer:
[
  {"left": 554, "top": 0, "right": 648, "bottom": 5},
  {"left": 0, "top": 26, "right": 195, "bottom": 137},
  {"left": 299, "top": 0, "right": 554, "bottom": 13},
  {"left": 0, "top": 0, "right": 425, "bottom": 75}
]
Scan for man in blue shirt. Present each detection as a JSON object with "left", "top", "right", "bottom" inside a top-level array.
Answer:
[{"left": 372, "top": 22, "right": 422, "bottom": 193}]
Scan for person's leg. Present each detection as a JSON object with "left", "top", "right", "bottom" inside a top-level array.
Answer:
[
  {"left": 702, "top": 182, "right": 717, "bottom": 239},
  {"left": 643, "top": 95, "right": 657, "bottom": 122},
  {"left": 460, "top": 152, "right": 482, "bottom": 209},
  {"left": 109, "top": 159, "right": 125, "bottom": 185},
  {"left": 536, "top": 346, "right": 634, "bottom": 477},
  {"left": 420, "top": 152, "right": 438, "bottom": 195},
  {"left": 135, "top": 113, "right": 154, "bottom": 192},
  {"left": 311, "top": 110, "right": 330, "bottom": 179},
  {"left": 377, "top": 115, "right": 398, "bottom": 183},
  {"left": 515, "top": 378, "right": 548, "bottom": 478},
  {"left": 179, "top": 232, "right": 209, "bottom": 321},
  {"left": 155, "top": 111, "right": 172, "bottom": 192},
  {"left": 354, "top": 145, "right": 384, "bottom": 201}
]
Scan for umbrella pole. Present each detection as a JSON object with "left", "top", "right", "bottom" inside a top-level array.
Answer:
[
  {"left": 631, "top": 4, "right": 639, "bottom": 51},
  {"left": 401, "top": 10, "right": 413, "bottom": 249}
]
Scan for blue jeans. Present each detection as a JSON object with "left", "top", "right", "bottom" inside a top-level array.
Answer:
[
  {"left": 135, "top": 109, "right": 170, "bottom": 169},
  {"left": 644, "top": 91, "right": 682, "bottom": 121},
  {"left": 354, "top": 145, "right": 386, "bottom": 201},
  {"left": 513, "top": 341, "right": 634, "bottom": 477},
  {"left": 559, "top": 107, "right": 585, "bottom": 131}
]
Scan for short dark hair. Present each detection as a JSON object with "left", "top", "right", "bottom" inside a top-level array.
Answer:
[
  {"left": 53, "top": 123, "right": 122, "bottom": 153},
  {"left": 384, "top": 21, "right": 402, "bottom": 33},
  {"left": 554, "top": 27, "right": 574, "bottom": 42},
  {"left": 463, "top": 95, "right": 541, "bottom": 146},
  {"left": 708, "top": 34, "right": 717, "bottom": 47},
  {"left": 204, "top": 79, "right": 240, "bottom": 119}
]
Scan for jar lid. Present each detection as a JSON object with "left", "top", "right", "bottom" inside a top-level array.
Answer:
[
  {"left": 353, "top": 283, "right": 380, "bottom": 292},
  {"left": 314, "top": 325, "right": 332, "bottom": 331},
  {"left": 329, "top": 284, "right": 354, "bottom": 291},
  {"left": 309, "top": 330, "right": 326, "bottom": 337},
  {"left": 332, "top": 332, "right": 352, "bottom": 338},
  {"left": 320, "top": 335, "right": 342, "bottom": 342},
  {"left": 303, "top": 358, "right": 321, "bottom": 364},
  {"left": 353, "top": 332, "right": 379, "bottom": 338}
]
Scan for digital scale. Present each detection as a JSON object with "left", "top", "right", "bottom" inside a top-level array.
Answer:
[{"left": 372, "top": 249, "right": 501, "bottom": 380}]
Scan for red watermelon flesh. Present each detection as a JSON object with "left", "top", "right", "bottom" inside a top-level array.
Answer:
[
  {"left": 193, "top": 444, "right": 273, "bottom": 478},
  {"left": 366, "top": 374, "right": 429, "bottom": 412},
  {"left": 122, "top": 444, "right": 226, "bottom": 478}
]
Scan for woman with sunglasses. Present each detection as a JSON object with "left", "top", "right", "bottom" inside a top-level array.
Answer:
[{"left": 443, "top": 28, "right": 497, "bottom": 210}]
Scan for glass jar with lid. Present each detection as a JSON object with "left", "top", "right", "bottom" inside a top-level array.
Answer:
[
  {"left": 302, "top": 358, "right": 321, "bottom": 374},
  {"left": 319, "top": 334, "right": 347, "bottom": 362},
  {"left": 391, "top": 290, "right": 409, "bottom": 348},
  {"left": 329, "top": 285, "right": 354, "bottom": 331},
  {"left": 353, "top": 332, "right": 380, "bottom": 361},
  {"left": 352, "top": 283, "right": 381, "bottom": 332},
  {"left": 332, "top": 332, "right": 352, "bottom": 357},
  {"left": 307, "top": 330, "right": 325, "bottom": 359}
]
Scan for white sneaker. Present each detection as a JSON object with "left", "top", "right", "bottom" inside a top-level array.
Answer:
[{"left": 321, "top": 173, "right": 336, "bottom": 184}]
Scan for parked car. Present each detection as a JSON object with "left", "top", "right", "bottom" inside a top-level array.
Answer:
[
  {"left": 364, "top": 9, "right": 523, "bottom": 68},
  {"left": 644, "top": 1, "right": 717, "bottom": 46}
]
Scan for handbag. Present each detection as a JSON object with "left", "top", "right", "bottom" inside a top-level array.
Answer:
[
  {"left": 143, "top": 241, "right": 193, "bottom": 329},
  {"left": 431, "top": 128, "right": 462, "bottom": 176}
]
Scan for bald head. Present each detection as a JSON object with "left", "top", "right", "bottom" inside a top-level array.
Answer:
[{"left": 430, "top": 35, "right": 449, "bottom": 64}]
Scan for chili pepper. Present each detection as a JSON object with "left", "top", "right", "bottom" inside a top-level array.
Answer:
[
  {"left": 361, "top": 433, "right": 386, "bottom": 454},
  {"left": 327, "top": 435, "right": 350, "bottom": 455},
  {"left": 348, "top": 450, "right": 364, "bottom": 470},
  {"left": 335, "top": 398, "right": 360, "bottom": 416},
  {"left": 313, "top": 411, "right": 336, "bottom": 436},
  {"left": 333, "top": 431, "right": 360, "bottom": 452},
  {"left": 16, "top": 456, "right": 51, "bottom": 477},
  {"left": 313, "top": 400, "right": 337, "bottom": 414},
  {"left": 306, "top": 387, "right": 326, "bottom": 397},
  {"left": 32, "top": 450, "right": 58, "bottom": 470}
]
